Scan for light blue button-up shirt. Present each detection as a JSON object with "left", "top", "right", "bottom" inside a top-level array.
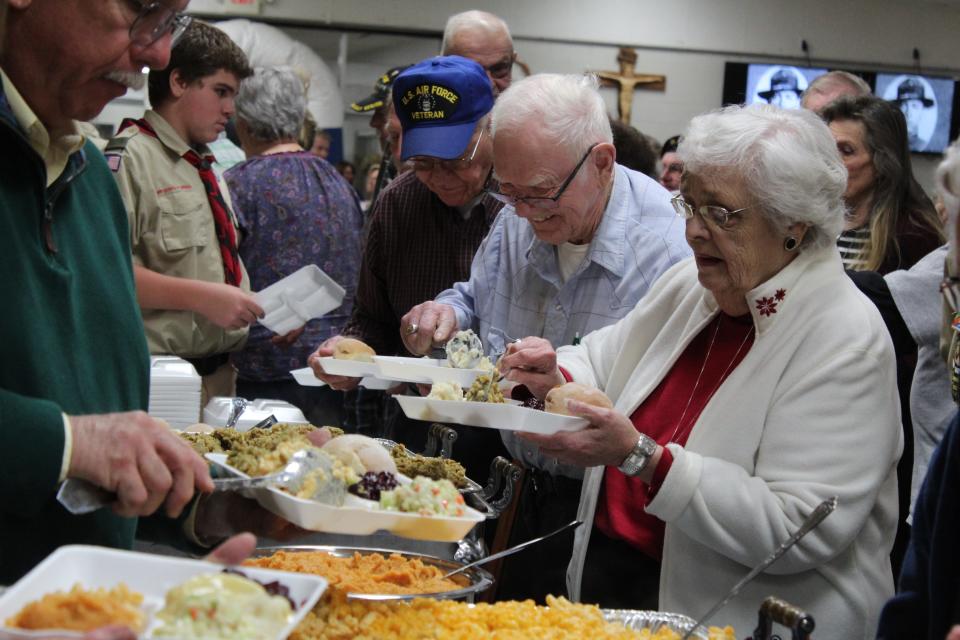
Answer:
[{"left": 435, "top": 164, "right": 691, "bottom": 474}]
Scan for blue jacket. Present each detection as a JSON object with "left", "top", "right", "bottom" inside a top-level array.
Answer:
[{"left": 877, "top": 411, "right": 960, "bottom": 639}]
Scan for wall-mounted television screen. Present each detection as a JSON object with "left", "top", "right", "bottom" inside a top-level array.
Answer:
[
  {"left": 876, "top": 73, "right": 955, "bottom": 154},
  {"left": 723, "top": 62, "right": 839, "bottom": 109}
]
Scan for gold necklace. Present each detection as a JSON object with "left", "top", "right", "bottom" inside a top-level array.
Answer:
[{"left": 667, "top": 315, "right": 755, "bottom": 445}]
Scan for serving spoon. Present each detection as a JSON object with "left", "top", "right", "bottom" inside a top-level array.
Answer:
[
  {"left": 679, "top": 496, "right": 838, "bottom": 640},
  {"left": 443, "top": 520, "right": 582, "bottom": 579},
  {"left": 213, "top": 448, "right": 347, "bottom": 505}
]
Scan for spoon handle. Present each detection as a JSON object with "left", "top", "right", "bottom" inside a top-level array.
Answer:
[
  {"left": 443, "top": 520, "right": 582, "bottom": 579},
  {"left": 680, "top": 496, "right": 837, "bottom": 640}
]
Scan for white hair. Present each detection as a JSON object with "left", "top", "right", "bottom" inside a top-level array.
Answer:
[
  {"left": 801, "top": 70, "right": 872, "bottom": 109},
  {"left": 441, "top": 10, "right": 512, "bottom": 55},
  {"left": 679, "top": 103, "right": 847, "bottom": 251},
  {"left": 937, "top": 138, "right": 960, "bottom": 250},
  {"left": 235, "top": 66, "right": 307, "bottom": 143},
  {"left": 491, "top": 73, "right": 613, "bottom": 161}
]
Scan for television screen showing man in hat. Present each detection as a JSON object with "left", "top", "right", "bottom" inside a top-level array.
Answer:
[
  {"left": 757, "top": 66, "right": 806, "bottom": 109},
  {"left": 890, "top": 75, "right": 936, "bottom": 152}
]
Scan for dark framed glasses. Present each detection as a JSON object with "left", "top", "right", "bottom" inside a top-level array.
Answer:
[
  {"left": 487, "top": 143, "right": 599, "bottom": 210},
  {"left": 410, "top": 128, "right": 485, "bottom": 173},
  {"left": 128, "top": 1, "right": 192, "bottom": 48}
]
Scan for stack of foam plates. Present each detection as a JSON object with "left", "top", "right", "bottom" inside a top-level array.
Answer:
[
  {"left": 203, "top": 397, "right": 309, "bottom": 431},
  {"left": 148, "top": 356, "right": 202, "bottom": 429}
]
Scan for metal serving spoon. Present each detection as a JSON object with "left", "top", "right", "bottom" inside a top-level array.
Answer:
[
  {"left": 213, "top": 448, "right": 347, "bottom": 505},
  {"left": 445, "top": 330, "right": 486, "bottom": 369},
  {"left": 680, "top": 496, "right": 838, "bottom": 640},
  {"left": 443, "top": 520, "right": 582, "bottom": 579}
]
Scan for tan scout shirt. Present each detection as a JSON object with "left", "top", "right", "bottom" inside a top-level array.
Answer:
[{"left": 110, "top": 110, "right": 250, "bottom": 358}]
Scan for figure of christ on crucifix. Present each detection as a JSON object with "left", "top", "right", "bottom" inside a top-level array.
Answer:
[{"left": 596, "top": 47, "right": 666, "bottom": 124}]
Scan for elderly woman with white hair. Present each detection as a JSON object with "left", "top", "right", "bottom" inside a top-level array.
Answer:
[
  {"left": 225, "top": 66, "right": 364, "bottom": 425},
  {"left": 502, "top": 104, "right": 901, "bottom": 637}
]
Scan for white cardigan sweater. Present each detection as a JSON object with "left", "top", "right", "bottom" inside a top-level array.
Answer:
[{"left": 559, "top": 245, "right": 901, "bottom": 639}]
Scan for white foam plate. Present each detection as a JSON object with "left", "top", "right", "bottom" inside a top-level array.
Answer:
[
  {"left": 254, "top": 265, "right": 346, "bottom": 335},
  {"left": 315, "top": 356, "right": 380, "bottom": 378},
  {"left": 395, "top": 396, "right": 589, "bottom": 435},
  {"left": 206, "top": 454, "right": 485, "bottom": 542},
  {"left": 0, "top": 545, "right": 326, "bottom": 639},
  {"left": 290, "top": 367, "right": 328, "bottom": 388},
  {"left": 373, "top": 356, "right": 491, "bottom": 387},
  {"left": 290, "top": 368, "right": 394, "bottom": 391}
]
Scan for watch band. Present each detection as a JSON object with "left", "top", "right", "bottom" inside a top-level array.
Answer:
[{"left": 617, "top": 433, "right": 659, "bottom": 477}]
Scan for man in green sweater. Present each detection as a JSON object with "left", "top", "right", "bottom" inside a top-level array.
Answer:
[{"left": 0, "top": 0, "right": 214, "bottom": 583}]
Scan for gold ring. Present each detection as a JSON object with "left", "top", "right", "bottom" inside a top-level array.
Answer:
[{"left": 405, "top": 322, "right": 419, "bottom": 335}]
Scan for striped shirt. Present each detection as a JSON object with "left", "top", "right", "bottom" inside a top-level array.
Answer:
[{"left": 837, "top": 226, "right": 871, "bottom": 270}]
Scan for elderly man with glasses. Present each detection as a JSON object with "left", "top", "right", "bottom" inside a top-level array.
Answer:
[
  {"left": 308, "top": 56, "right": 509, "bottom": 475},
  {"left": 441, "top": 10, "right": 516, "bottom": 96},
  {"left": 0, "top": 0, "right": 222, "bottom": 585},
  {"left": 399, "top": 73, "right": 689, "bottom": 601}
]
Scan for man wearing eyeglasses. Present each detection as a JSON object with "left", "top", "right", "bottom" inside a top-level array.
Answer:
[
  {"left": 108, "top": 20, "right": 263, "bottom": 403},
  {"left": 308, "top": 56, "right": 510, "bottom": 476},
  {"left": 399, "top": 73, "right": 689, "bottom": 601},
  {"left": 441, "top": 10, "right": 516, "bottom": 97},
  {"left": 0, "top": 0, "right": 219, "bottom": 584}
]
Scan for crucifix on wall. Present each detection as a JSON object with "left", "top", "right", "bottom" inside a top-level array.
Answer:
[{"left": 595, "top": 47, "right": 666, "bottom": 124}]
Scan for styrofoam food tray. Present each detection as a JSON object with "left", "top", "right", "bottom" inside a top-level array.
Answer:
[
  {"left": 206, "top": 454, "right": 485, "bottom": 542},
  {"left": 290, "top": 367, "right": 328, "bottom": 388},
  {"left": 373, "top": 356, "right": 491, "bottom": 387},
  {"left": 395, "top": 396, "right": 589, "bottom": 435},
  {"left": 254, "top": 265, "right": 345, "bottom": 335},
  {"left": 315, "top": 356, "right": 380, "bottom": 378},
  {"left": 0, "top": 545, "right": 326, "bottom": 639}
]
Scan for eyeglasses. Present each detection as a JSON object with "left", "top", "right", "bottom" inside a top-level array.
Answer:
[
  {"left": 128, "top": 1, "right": 193, "bottom": 48},
  {"left": 484, "top": 54, "right": 515, "bottom": 80},
  {"left": 671, "top": 194, "right": 752, "bottom": 228},
  {"left": 410, "top": 128, "right": 485, "bottom": 173},
  {"left": 487, "top": 143, "right": 599, "bottom": 210},
  {"left": 941, "top": 276, "right": 960, "bottom": 310}
]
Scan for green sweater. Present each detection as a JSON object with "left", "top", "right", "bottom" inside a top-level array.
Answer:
[{"left": 0, "top": 87, "right": 150, "bottom": 583}]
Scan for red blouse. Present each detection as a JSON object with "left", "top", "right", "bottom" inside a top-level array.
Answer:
[{"left": 594, "top": 312, "right": 755, "bottom": 560}]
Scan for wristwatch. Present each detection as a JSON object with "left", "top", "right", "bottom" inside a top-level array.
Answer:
[{"left": 617, "top": 433, "right": 659, "bottom": 477}]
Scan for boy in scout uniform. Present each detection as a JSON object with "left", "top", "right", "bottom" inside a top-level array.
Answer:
[{"left": 108, "top": 21, "right": 262, "bottom": 400}]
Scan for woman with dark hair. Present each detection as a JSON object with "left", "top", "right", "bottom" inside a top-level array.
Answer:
[{"left": 822, "top": 95, "right": 943, "bottom": 273}]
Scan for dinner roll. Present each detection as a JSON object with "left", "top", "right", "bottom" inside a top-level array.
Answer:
[
  {"left": 544, "top": 382, "right": 613, "bottom": 415},
  {"left": 333, "top": 337, "right": 376, "bottom": 362},
  {"left": 322, "top": 434, "right": 397, "bottom": 474}
]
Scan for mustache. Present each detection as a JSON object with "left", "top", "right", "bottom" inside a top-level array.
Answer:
[{"left": 103, "top": 70, "right": 146, "bottom": 91}]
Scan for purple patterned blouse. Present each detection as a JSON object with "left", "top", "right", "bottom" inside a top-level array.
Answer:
[{"left": 226, "top": 151, "right": 364, "bottom": 381}]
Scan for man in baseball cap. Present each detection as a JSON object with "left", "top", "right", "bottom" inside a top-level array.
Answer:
[
  {"left": 309, "top": 55, "right": 505, "bottom": 476},
  {"left": 350, "top": 65, "right": 409, "bottom": 114},
  {"left": 393, "top": 55, "right": 495, "bottom": 161}
]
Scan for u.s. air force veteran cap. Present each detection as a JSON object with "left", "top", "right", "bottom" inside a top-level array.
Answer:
[{"left": 392, "top": 55, "right": 494, "bottom": 161}]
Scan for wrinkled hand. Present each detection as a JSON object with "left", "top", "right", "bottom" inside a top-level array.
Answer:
[
  {"left": 271, "top": 325, "right": 306, "bottom": 347},
  {"left": 499, "top": 337, "right": 565, "bottom": 399},
  {"left": 196, "top": 283, "right": 264, "bottom": 330},
  {"left": 400, "top": 302, "right": 457, "bottom": 356},
  {"left": 947, "top": 625, "right": 960, "bottom": 640},
  {"left": 307, "top": 335, "right": 361, "bottom": 391},
  {"left": 519, "top": 400, "right": 651, "bottom": 472},
  {"left": 68, "top": 412, "right": 213, "bottom": 518}
]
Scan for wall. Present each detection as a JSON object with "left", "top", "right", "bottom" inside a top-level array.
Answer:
[{"left": 187, "top": 0, "right": 960, "bottom": 189}]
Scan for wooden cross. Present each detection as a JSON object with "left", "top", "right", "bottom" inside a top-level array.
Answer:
[{"left": 595, "top": 47, "right": 666, "bottom": 124}]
